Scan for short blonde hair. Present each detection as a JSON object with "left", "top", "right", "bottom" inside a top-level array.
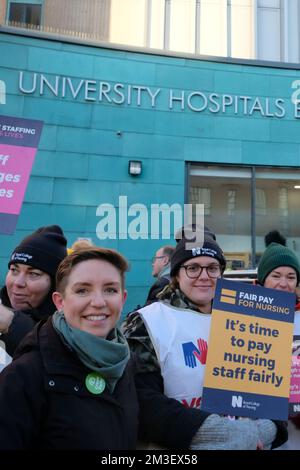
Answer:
[
  {"left": 68, "top": 239, "right": 94, "bottom": 254},
  {"left": 56, "top": 247, "right": 129, "bottom": 293}
]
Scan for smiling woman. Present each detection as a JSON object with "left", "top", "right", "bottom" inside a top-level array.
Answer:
[
  {"left": 53, "top": 250, "right": 128, "bottom": 338},
  {"left": 0, "top": 225, "right": 67, "bottom": 356},
  {"left": 0, "top": 247, "right": 138, "bottom": 450}
]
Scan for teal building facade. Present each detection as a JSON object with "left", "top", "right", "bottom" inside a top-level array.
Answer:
[{"left": 1, "top": 29, "right": 300, "bottom": 314}]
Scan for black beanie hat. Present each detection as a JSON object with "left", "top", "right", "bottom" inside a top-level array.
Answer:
[
  {"left": 8, "top": 225, "right": 68, "bottom": 277},
  {"left": 175, "top": 224, "right": 217, "bottom": 243},
  {"left": 170, "top": 232, "right": 226, "bottom": 277}
]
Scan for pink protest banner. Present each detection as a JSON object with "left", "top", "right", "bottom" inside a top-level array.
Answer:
[
  {"left": 289, "top": 335, "right": 300, "bottom": 415},
  {"left": 0, "top": 116, "right": 43, "bottom": 234}
]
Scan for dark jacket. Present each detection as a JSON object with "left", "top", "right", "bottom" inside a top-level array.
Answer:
[
  {"left": 0, "top": 285, "right": 56, "bottom": 356},
  {"left": 0, "top": 318, "right": 139, "bottom": 450}
]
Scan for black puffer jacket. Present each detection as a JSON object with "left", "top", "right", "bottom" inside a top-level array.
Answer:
[{"left": 0, "top": 318, "right": 139, "bottom": 450}]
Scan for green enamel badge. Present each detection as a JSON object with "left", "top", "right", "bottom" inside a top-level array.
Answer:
[{"left": 85, "top": 372, "right": 106, "bottom": 395}]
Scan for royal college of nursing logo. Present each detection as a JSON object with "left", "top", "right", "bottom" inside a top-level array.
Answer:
[
  {"left": 220, "top": 288, "right": 237, "bottom": 305},
  {"left": 231, "top": 395, "right": 243, "bottom": 408},
  {"left": 0, "top": 80, "right": 6, "bottom": 105}
]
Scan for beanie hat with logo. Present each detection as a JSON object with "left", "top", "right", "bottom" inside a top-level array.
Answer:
[
  {"left": 170, "top": 232, "right": 226, "bottom": 277},
  {"left": 257, "top": 242, "right": 300, "bottom": 285},
  {"left": 175, "top": 224, "right": 217, "bottom": 243},
  {"left": 8, "top": 225, "right": 68, "bottom": 277}
]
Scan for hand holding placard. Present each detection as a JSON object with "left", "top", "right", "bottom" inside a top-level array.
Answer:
[{"left": 201, "top": 278, "right": 295, "bottom": 420}]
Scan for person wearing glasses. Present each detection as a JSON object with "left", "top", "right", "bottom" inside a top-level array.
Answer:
[
  {"left": 123, "top": 230, "right": 287, "bottom": 450},
  {"left": 146, "top": 246, "right": 175, "bottom": 303}
]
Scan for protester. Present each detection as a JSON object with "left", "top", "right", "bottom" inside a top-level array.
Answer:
[
  {"left": 0, "top": 247, "right": 138, "bottom": 449},
  {"left": 0, "top": 225, "right": 67, "bottom": 356},
  {"left": 146, "top": 245, "right": 175, "bottom": 302},
  {"left": 123, "top": 229, "right": 287, "bottom": 450},
  {"left": 257, "top": 239, "right": 300, "bottom": 450}
]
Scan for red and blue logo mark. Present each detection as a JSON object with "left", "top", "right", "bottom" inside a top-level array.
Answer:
[
  {"left": 182, "top": 338, "right": 208, "bottom": 368},
  {"left": 182, "top": 397, "right": 201, "bottom": 408}
]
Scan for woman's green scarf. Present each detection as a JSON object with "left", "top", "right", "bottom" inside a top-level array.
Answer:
[{"left": 52, "top": 311, "right": 130, "bottom": 393}]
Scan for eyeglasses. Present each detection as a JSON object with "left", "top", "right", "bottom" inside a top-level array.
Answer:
[
  {"left": 152, "top": 255, "right": 167, "bottom": 263},
  {"left": 181, "top": 263, "right": 221, "bottom": 279}
]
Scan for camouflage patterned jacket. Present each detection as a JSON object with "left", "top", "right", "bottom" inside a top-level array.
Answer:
[
  {"left": 122, "top": 286, "right": 202, "bottom": 374},
  {"left": 122, "top": 286, "right": 213, "bottom": 449}
]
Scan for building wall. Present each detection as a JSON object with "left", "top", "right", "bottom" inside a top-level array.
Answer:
[{"left": 0, "top": 31, "right": 300, "bottom": 313}]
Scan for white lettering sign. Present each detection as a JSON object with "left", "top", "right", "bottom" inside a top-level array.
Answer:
[{"left": 17, "top": 71, "right": 300, "bottom": 119}]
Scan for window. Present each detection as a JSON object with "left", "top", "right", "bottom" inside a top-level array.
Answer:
[
  {"left": 278, "top": 187, "right": 289, "bottom": 233},
  {"left": 189, "top": 186, "right": 211, "bottom": 215},
  {"left": 257, "top": 0, "right": 281, "bottom": 61},
  {"left": 147, "top": 0, "right": 165, "bottom": 49},
  {"left": 230, "top": 0, "right": 254, "bottom": 59},
  {"left": 255, "top": 188, "right": 266, "bottom": 216},
  {"left": 9, "top": 2, "right": 42, "bottom": 27},
  {"left": 189, "top": 164, "right": 300, "bottom": 269},
  {"left": 168, "top": 0, "right": 196, "bottom": 53},
  {"left": 107, "top": 0, "right": 255, "bottom": 58},
  {"left": 227, "top": 189, "right": 236, "bottom": 216},
  {"left": 109, "top": 0, "right": 147, "bottom": 47},
  {"left": 278, "top": 187, "right": 289, "bottom": 218},
  {"left": 198, "top": 0, "right": 227, "bottom": 56}
]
